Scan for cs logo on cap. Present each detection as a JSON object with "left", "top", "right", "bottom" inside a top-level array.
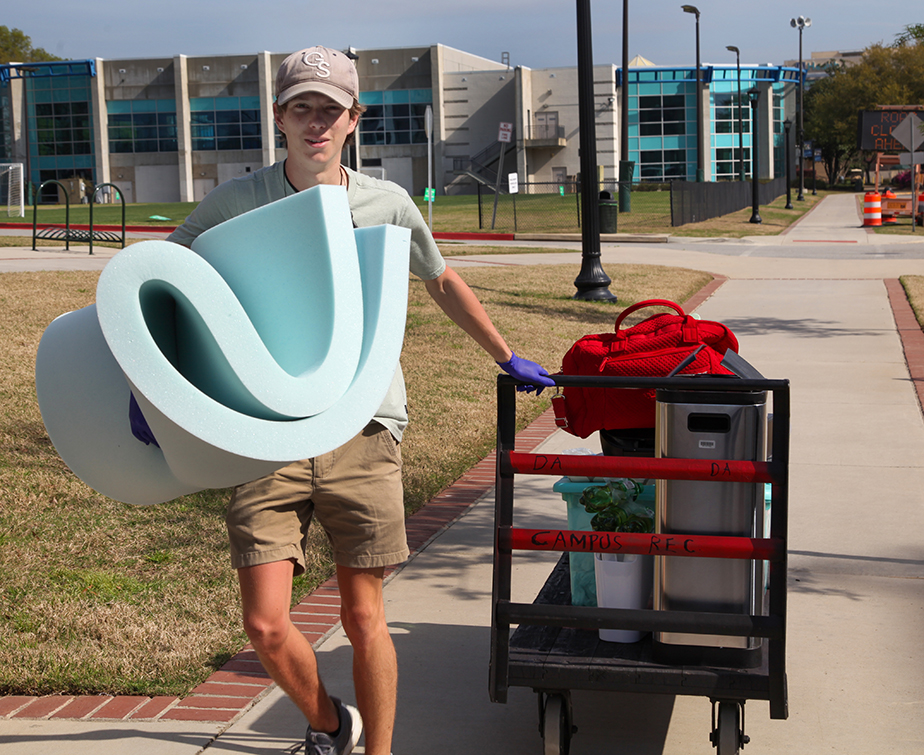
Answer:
[{"left": 302, "top": 51, "right": 331, "bottom": 78}]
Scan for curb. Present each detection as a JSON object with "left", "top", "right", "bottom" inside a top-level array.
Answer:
[
  {"left": 514, "top": 232, "right": 671, "bottom": 243},
  {"left": 1, "top": 224, "right": 672, "bottom": 245}
]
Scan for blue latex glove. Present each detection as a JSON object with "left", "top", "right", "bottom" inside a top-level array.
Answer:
[
  {"left": 497, "top": 352, "right": 555, "bottom": 395},
  {"left": 129, "top": 392, "right": 160, "bottom": 448}
]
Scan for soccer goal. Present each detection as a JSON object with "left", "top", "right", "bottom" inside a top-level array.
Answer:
[
  {"left": 0, "top": 163, "right": 26, "bottom": 218},
  {"left": 1, "top": 163, "right": 25, "bottom": 218}
]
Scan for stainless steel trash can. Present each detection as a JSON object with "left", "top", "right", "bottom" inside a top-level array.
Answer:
[{"left": 652, "top": 386, "right": 768, "bottom": 667}]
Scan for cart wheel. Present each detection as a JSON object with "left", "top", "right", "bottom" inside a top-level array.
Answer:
[
  {"left": 715, "top": 701, "right": 741, "bottom": 755},
  {"left": 542, "top": 693, "right": 573, "bottom": 755}
]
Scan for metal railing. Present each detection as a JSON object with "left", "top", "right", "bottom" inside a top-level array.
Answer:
[
  {"left": 670, "top": 177, "right": 787, "bottom": 226},
  {"left": 474, "top": 177, "right": 791, "bottom": 233},
  {"left": 526, "top": 124, "right": 565, "bottom": 140},
  {"left": 453, "top": 132, "right": 517, "bottom": 187},
  {"left": 477, "top": 181, "right": 673, "bottom": 234}
]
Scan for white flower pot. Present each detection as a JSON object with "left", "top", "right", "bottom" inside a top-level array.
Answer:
[{"left": 594, "top": 552, "right": 654, "bottom": 643}]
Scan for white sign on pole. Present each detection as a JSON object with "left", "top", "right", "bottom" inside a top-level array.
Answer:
[
  {"left": 498, "top": 122, "right": 513, "bottom": 143},
  {"left": 508, "top": 173, "right": 519, "bottom": 194},
  {"left": 891, "top": 113, "right": 924, "bottom": 153}
]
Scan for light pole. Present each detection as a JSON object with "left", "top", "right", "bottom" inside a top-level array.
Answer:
[
  {"left": 344, "top": 47, "right": 361, "bottom": 174},
  {"left": 748, "top": 89, "right": 761, "bottom": 224},
  {"left": 726, "top": 45, "right": 744, "bottom": 182},
  {"left": 790, "top": 15, "right": 811, "bottom": 201},
  {"left": 784, "top": 119, "right": 794, "bottom": 209},
  {"left": 682, "top": 5, "right": 704, "bottom": 182},
  {"left": 619, "top": 0, "right": 633, "bottom": 212},
  {"left": 812, "top": 146, "right": 818, "bottom": 195},
  {"left": 19, "top": 66, "right": 38, "bottom": 205},
  {"left": 573, "top": 0, "right": 617, "bottom": 301}
]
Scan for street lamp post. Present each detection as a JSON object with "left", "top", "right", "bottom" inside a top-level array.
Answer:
[
  {"left": 19, "top": 67, "right": 38, "bottom": 205},
  {"left": 683, "top": 5, "right": 704, "bottom": 182},
  {"left": 812, "top": 147, "right": 818, "bottom": 195},
  {"left": 619, "top": 0, "right": 633, "bottom": 212},
  {"left": 343, "top": 47, "right": 361, "bottom": 174},
  {"left": 784, "top": 119, "right": 794, "bottom": 209},
  {"left": 726, "top": 45, "right": 744, "bottom": 182},
  {"left": 748, "top": 89, "right": 761, "bottom": 224},
  {"left": 573, "top": 0, "right": 617, "bottom": 301},
  {"left": 790, "top": 15, "right": 811, "bottom": 202}
]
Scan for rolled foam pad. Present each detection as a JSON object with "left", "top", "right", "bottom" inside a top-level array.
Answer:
[{"left": 35, "top": 186, "right": 411, "bottom": 505}]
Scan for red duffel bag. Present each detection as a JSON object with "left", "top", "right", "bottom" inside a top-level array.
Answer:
[{"left": 552, "top": 299, "right": 739, "bottom": 438}]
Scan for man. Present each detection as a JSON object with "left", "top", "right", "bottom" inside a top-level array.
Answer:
[{"left": 165, "top": 46, "right": 552, "bottom": 755}]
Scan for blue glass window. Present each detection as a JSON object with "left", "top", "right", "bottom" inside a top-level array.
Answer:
[
  {"left": 359, "top": 88, "right": 432, "bottom": 147},
  {"left": 190, "top": 97, "right": 262, "bottom": 151},
  {"left": 107, "top": 98, "right": 178, "bottom": 153},
  {"left": 27, "top": 79, "right": 94, "bottom": 168},
  {"left": 628, "top": 79, "right": 695, "bottom": 181}
]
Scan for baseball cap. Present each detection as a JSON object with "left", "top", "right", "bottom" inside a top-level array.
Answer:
[{"left": 275, "top": 46, "right": 359, "bottom": 109}]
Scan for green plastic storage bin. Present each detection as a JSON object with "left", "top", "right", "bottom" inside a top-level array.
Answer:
[{"left": 553, "top": 478, "right": 655, "bottom": 606}]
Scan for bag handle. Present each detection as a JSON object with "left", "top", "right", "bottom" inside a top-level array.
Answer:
[{"left": 614, "top": 299, "right": 686, "bottom": 332}]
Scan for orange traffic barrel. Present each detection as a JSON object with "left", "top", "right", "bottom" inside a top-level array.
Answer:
[
  {"left": 882, "top": 188, "right": 898, "bottom": 224},
  {"left": 863, "top": 191, "right": 881, "bottom": 227}
]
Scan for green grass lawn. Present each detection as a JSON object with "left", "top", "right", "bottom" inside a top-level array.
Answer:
[
  {"left": 24, "top": 202, "right": 199, "bottom": 228},
  {"left": 0, "top": 262, "right": 711, "bottom": 697},
  {"left": 21, "top": 188, "right": 794, "bottom": 238},
  {"left": 478, "top": 190, "right": 673, "bottom": 234}
]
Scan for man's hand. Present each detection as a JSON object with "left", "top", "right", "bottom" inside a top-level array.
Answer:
[{"left": 497, "top": 352, "right": 555, "bottom": 394}]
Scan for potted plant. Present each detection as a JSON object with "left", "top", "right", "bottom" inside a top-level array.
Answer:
[
  {"left": 580, "top": 478, "right": 654, "bottom": 534},
  {"left": 580, "top": 479, "right": 655, "bottom": 643}
]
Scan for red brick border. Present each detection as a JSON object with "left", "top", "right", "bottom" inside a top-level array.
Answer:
[
  {"left": 885, "top": 279, "right": 924, "bottom": 412},
  {"left": 683, "top": 275, "right": 727, "bottom": 313},
  {"left": 0, "top": 279, "right": 724, "bottom": 724}
]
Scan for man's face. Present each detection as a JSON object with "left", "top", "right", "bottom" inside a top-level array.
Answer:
[{"left": 274, "top": 92, "right": 358, "bottom": 169}]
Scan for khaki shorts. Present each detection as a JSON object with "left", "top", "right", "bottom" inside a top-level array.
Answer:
[{"left": 227, "top": 422, "right": 408, "bottom": 574}]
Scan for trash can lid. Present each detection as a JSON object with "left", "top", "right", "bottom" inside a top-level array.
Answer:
[{"left": 656, "top": 386, "right": 766, "bottom": 406}]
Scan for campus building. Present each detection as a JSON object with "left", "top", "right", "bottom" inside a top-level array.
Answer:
[{"left": 0, "top": 44, "right": 799, "bottom": 204}]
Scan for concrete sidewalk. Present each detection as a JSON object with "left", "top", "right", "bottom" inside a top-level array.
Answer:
[
  {"left": 205, "top": 277, "right": 924, "bottom": 755},
  {"left": 769, "top": 190, "right": 871, "bottom": 244},
  {"left": 2, "top": 193, "right": 924, "bottom": 753}
]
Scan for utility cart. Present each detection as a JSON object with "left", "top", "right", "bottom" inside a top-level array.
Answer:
[{"left": 490, "top": 374, "right": 790, "bottom": 754}]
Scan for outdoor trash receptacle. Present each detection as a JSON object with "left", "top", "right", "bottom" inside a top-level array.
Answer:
[
  {"left": 599, "top": 192, "right": 618, "bottom": 233},
  {"left": 652, "top": 386, "right": 768, "bottom": 667},
  {"left": 553, "top": 477, "right": 654, "bottom": 607}
]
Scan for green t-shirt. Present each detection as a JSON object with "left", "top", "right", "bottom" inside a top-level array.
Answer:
[{"left": 167, "top": 162, "right": 446, "bottom": 441}]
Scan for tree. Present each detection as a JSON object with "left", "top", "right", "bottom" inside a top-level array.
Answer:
[
  {"left": 804, "top": 42, "right": 924, "bottom": 182},
  {"left": 894, "top": 23, "right": 924, "bottom": 47},
  {"left": 0, "top": 26, "right": 61, "bottom": 64}
]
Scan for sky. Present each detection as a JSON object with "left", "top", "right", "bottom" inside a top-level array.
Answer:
[{"left": 9, "top": 1, "right": 912, "bottom": 70}]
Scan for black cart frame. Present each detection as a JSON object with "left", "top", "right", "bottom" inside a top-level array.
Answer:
[{"left": 489, "top": 374, "right": 790, "bottom": 753}]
